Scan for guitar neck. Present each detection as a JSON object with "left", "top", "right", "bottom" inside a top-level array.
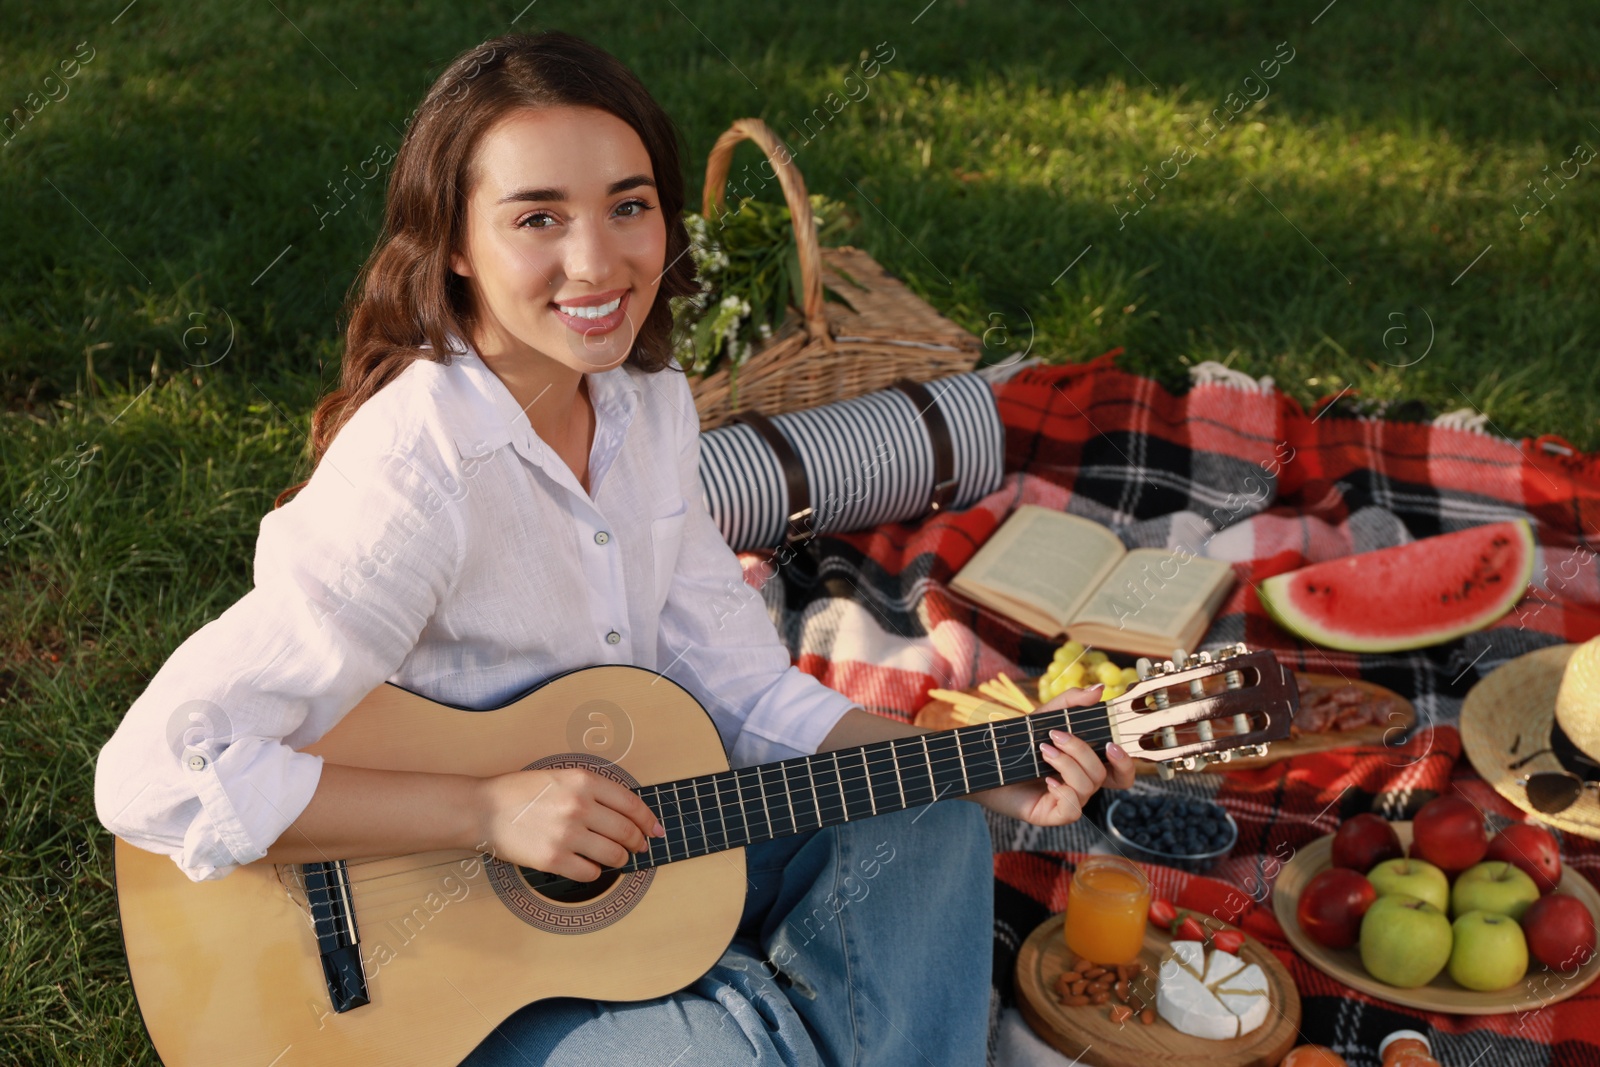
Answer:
[{"left": 618, "top": 702, "right": 1110, "bottom": 873}]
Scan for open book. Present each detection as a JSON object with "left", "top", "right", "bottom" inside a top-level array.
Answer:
[{"left": 949, "top": 505, "right": 1237, "bottom": 658}]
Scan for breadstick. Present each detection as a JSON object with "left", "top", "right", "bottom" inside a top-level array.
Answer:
[
  {"left": 997, "top": 673, "right": 1035, "bottom": 712},
  {"left": 977, "top": 677, "right": 1032, "bottom": 714}
]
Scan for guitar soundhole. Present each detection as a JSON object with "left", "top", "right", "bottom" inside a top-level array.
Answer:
[
  {"left": 485, "top": 752, "right": 654, "bottom": 933},
  {"left": 519, "top": 866, "right": 621, "bottom": 903}
]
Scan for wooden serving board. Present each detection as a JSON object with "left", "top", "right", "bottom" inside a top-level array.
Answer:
[
  {"left": 911, "top": 672, "right": 1415, "bottom": 774},
  {"left": 1015, "top": 913, "right": 1300, "bottom": 1067},
  {"left": 1273, "top": 821, "right": 1600, "bottom": 1014}
]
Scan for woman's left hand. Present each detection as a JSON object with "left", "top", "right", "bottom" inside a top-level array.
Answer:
[{"left": 969, "top": 684, "right": 1136, "bottom": 826}]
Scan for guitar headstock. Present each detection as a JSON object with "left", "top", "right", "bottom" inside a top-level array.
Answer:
[{"left": 1108, "top": 644, "right": 1298, "bottom": 779}]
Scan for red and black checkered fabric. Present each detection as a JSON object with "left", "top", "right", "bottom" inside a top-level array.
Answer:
[{"left": 742, "top": 350, "right": 1600, "bottom": 1065}]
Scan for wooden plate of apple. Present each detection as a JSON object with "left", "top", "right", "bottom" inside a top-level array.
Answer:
[{"left": 1273, "top": 818, "right": 1600, "bottom": 1014}]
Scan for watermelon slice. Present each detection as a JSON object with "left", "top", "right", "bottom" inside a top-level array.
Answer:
[{"left": 1259, "top": 519, "right": 1536, "bottom": 652}]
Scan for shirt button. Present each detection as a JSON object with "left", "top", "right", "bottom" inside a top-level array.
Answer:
[
  {"left": 185, "top": 752, "right": 208, "bottom": 772},
  {"left": 606, "top": 630, "right": 622, "bottom": 645},
  {"left": 594, "top": 530, "right": 611, "bottom": 545}
]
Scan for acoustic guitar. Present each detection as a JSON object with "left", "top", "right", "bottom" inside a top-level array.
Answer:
[{"left": 113, "top": 644, "right": 1297, "bottom": 1066}]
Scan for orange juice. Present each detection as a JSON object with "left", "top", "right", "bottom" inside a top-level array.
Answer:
[{"left": 1063, "top": 856, "right": 1150, "bottom": 965}]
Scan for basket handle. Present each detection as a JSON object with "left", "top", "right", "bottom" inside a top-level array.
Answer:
[{"left": 701, "top": 117, "right": 833, "bottom": 351}]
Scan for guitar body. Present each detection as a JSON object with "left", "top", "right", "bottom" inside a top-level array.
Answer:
[{"left": 114, "top": 666, "right": 747, "bottom": 1067}]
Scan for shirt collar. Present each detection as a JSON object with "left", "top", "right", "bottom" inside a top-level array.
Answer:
[{"left": 438, "top": 334, "right": 642, "bottom": 481}]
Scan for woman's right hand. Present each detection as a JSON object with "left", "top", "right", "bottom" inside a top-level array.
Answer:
[{"left": 472, "top": 767, "right": 665, "bottom": 882}]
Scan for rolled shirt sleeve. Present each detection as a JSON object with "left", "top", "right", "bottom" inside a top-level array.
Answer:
[
  {"left": 653, "top": 372, "right": 858, "bottom": 769},
  {"left": 94, "top": 436, "right": 462, "bottom": 882}
]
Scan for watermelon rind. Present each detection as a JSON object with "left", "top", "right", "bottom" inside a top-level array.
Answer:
[{"left": 1258, "top": 519, "right": 1535, "bottom": 653}]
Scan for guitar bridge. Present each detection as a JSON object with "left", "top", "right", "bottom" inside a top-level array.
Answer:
[{"left": 301, "top": 860, "right": 371, "bottom": 1013}]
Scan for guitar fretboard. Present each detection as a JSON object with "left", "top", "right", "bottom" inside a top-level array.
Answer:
[{"left": 618, "top": 701, "right": 1112, "bottom": 873}]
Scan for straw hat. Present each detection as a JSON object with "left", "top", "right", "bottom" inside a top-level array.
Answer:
[{"left": 1461, "top": 637, "right": 1600, "bottom": 839}]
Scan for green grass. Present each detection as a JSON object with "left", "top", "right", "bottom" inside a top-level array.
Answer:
[{"left": 2, "top": 0, "right": 1596, "bottom": 1060}]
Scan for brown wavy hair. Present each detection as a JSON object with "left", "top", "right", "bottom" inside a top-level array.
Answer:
[{"left": 276, "top": 31, "right": 698, "bottom": 507}]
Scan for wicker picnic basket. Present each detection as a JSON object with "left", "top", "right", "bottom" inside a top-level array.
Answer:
[{"left": 688, "top": 118, "right": 982, "bottom": 430}]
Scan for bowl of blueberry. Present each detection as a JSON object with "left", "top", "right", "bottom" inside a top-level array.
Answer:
[{"left": 1103, "top": 791, "right": 1238, "bottom": 873}]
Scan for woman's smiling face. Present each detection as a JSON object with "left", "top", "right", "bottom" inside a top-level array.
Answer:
[{"left": 451, "top": 105, "right": 667, "bottom": 374}]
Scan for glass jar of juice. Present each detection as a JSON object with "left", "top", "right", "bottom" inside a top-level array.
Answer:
[{"left": 1063, "top": 855, "right": 1150, "bottom": 965}]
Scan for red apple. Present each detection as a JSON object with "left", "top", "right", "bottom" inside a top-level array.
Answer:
[
  {"left": 1331, "top": 813, "right": 1405, "bottom": 872},
  {"left": 1410, "top": 795, "right": 1488, "bottom": 875},
  {"left": 1521, "top": 893, "right": 1597, "bottom": 971},
  {"left": 1297, "top": 868, "right": 1378, "bottom": 949},
  {"left": 1487, "top": 824, "right": 1562, "bottom": 894}
]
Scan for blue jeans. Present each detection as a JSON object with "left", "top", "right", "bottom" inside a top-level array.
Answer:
[{"left": 458, "top": 797, "right": 994, "bottom": 1065}]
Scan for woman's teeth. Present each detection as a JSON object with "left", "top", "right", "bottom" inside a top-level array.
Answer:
[{"left": 555, "top": 296, "right": 622, "bottom": 319}]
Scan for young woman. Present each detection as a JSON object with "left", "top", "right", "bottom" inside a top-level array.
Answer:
[{"left": 94, "top": 30, "right": 1134, "bottom": 1065}]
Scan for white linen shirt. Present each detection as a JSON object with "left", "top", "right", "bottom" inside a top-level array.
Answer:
[{"left": 93, "top": 342, "right": 858, "bottom": 882}]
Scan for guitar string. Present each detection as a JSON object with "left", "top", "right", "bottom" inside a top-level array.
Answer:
[
  {"left": 287, "top": 698, "right": 1264, "bottom": 942},
  {"left": 336, "top": 683, "right": 1255, "bottom": 886},
  {"left": 329, "top": 700, "right": 1267, "bottom": 895},
  {"left": 330, "top": 715, "right": 1111, "bottom": 866},
  {"left": 331, "top": 729, "right": 1113, "bottom": 895},
  {"left": 280, "top": 680, "right": 1272, "bottom": 923},
  {"left": 329, "top": 724, "right": 1128, "bottom": 896},
  {"left": 323, "top": 689, "right": 1272, "bottom": 896}
]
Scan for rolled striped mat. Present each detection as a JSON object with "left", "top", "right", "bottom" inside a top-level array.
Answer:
[{"left": 697, "top": 373, "right": 1004, "bottom": 551}]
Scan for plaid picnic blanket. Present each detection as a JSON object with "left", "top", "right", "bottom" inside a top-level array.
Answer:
[{"left": 737, "top": 350, "right": 1600, "bottom": 1066}]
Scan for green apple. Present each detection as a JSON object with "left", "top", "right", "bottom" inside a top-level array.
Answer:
[
  {"left": 1367, "top": 857, "right": 1450, "bottom": 914},
  {"left": 1448, "top": 910, "right": 1529, "bottom": 991},
  {"left": 1359, "top": 893, "right": 1453, "bottom": 988},
  {"left": 1451, "top": 861, "right": 1541, "bottom": 921}
]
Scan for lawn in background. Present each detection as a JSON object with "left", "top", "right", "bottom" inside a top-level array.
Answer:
[{"left": 2, "top": 0, "right": 1596, "bottom": 1061}]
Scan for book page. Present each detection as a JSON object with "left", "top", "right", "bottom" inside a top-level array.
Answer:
[
  {"left": 951, "top": 507, "right": 1127, "bottom": 629},
  {"left": 1072, "top": 547, "right": 1235, "bottom": 638}
]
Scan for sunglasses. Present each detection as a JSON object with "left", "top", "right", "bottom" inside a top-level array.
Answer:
[{"left": 1510, "top": 747, "right": 1600, "bottom": 814}]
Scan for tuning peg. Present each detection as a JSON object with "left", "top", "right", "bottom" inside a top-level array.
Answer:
[
  {"left": 1156, "top": 762, "right": 1176, "bottom": 781},
  {"left": 1158, "top": 755, "right": 1206, "bottom": 776},
  {"left": 1171, "top": 648, "right": 1189, "bottom": 669},
  {"left": 1135, "top": 656, "right": 1155, "bottom": 681}
]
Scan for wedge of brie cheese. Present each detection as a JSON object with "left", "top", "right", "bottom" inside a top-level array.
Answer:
[
  {"left": 1214, "top": 961, "right": 1270, "bottom": 1036},
  {"left": 1202, "top": 949, "right": 1245, "bottom": 987},
  {"left": 1156, "top": 942, "right": 1272, "bottom": 1040}
]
